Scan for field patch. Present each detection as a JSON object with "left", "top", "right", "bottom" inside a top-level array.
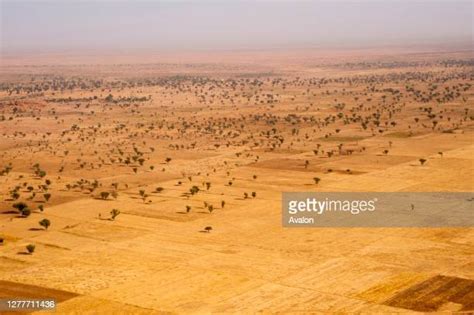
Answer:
[
  {"left": 383, "top": 275, "right": 474, "bottom": 312},
  {"left": 0, "top": 279, "right": 78, "bottom": 301}
]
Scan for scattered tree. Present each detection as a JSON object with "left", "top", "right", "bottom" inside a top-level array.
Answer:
[
  {"left": 26, "top": 244, "right": 35, "bottom": 254},
  {"left": 39, "top": 218, "right": 51, "bottom": 230},
  {"left": 110, "top": 209, "right": 120, "bottom": 220}
]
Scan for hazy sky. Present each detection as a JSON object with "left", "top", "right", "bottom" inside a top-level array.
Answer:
[{"left": 1, "top": 0, "right": 472, "bottom": 53}]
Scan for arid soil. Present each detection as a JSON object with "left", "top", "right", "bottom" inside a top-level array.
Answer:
[{"left": 0, "top": 49, "right": 473, "bottom": 313}]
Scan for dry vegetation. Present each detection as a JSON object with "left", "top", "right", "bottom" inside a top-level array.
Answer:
[{"left": 0, "top": 50, "right": 473, "bottom": 313}]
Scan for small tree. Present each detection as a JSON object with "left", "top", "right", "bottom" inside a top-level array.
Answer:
[
  {"left": 38, "top": 205, "right": 44, "bottom": 212},
  {"left": 190, "top": 186, "right": 200, "bottom": 195},
  {"left": 204, "top": 226, "right": 212, "bottom": 233},
  {"left": 100, "top": 191, "right": 110, "bottom": 200},
  {"left": 419, "top": 158, "right": 427, "bottom": 166},
  {"left": 13, "top": 202, "right": 31, "bottom": 217},
  {"left": 39, "top": 218, "right": 51, "bottom": 230},
  {"left": 251, "top": 192, "right": 256, "bottom": 198},
  {"left": 111, "top": 191, "right": 118, "bottom": 199},
  {"left": 26, "top": 244, "right": 35, "bottom": 254},
  {"left": 186, "top": 205, "right": 191, "bottom": 213},
  {"left": 110, "top": 209, "right": 120, "bottom": 220},
  {"left": 11, "top": 191, "right": 20, "bottom": 200},
  {"left": 13, "top": 202, "right": 28, "bottom": 212},
  {"left": 313, "top": 177, "right": 321, "bottom": 184},
  {"left": 221, "top": 200, "right": 225, "bottom": 208},
  {"left": 43, "top": 193, "right": 51, "bottom": 202}
]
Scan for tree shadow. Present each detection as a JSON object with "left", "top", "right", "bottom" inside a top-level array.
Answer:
[
  {"left": 29, "top": 228, "right": 44, "bottom": 231},
  {"left": 97, "top": 217, "right": 113, "bottom": 221},
  {"left": 1, "top": 210, "right": 18, "bottom": 214}
]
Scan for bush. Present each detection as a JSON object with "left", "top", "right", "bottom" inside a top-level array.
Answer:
[
  {"left": 21, "top": 208, "right": 31, "bottom": 217},
  {"left": 39, "top": 218, "right": 51, "bottom": 230},
  {"left": 13, "top": 202, "right": 28, "bottom": 212},
  {"left": 26, "top": 244, "right": 35, "bottom": 254},
  {"left": 110, "top": 209, "right": 120, "bottom": 220}
]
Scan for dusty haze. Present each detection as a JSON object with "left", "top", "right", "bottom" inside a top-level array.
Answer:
[{"left": 1, "top": 0, "right": 472, "bottom": 55}]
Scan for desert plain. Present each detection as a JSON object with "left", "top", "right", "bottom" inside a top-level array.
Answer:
[{"left": 0, "top": 48, "right": 473, "bottom": 313}]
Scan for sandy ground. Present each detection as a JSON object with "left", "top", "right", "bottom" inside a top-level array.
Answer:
[{"left": 0, "top": 49, "right": 473, "bottom": 314}]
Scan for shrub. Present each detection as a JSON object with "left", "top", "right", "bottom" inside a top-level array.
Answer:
[
  {"left": 110, "top": 209, "right": 120, "bottom": 220},
  {"left": 100, "top": 191, "right": 110, "bottom": 200},
  {"left": 11, "top": 191, "right": 20, "bottom": 200},
  {"left": 26, "top": 244, "right": 35, "bottom": 254},
  {"left": 13, "top": 202, "right": 28, "bottom": 212},
  {"left": 21, "top": 208, "right": 31, "bottom": 217},
  {"left": 39, "top": 218, "right": 51, "bottom": 230},
  {"left": 189, "top": 186, "right": 200, "bottom": 195}
]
